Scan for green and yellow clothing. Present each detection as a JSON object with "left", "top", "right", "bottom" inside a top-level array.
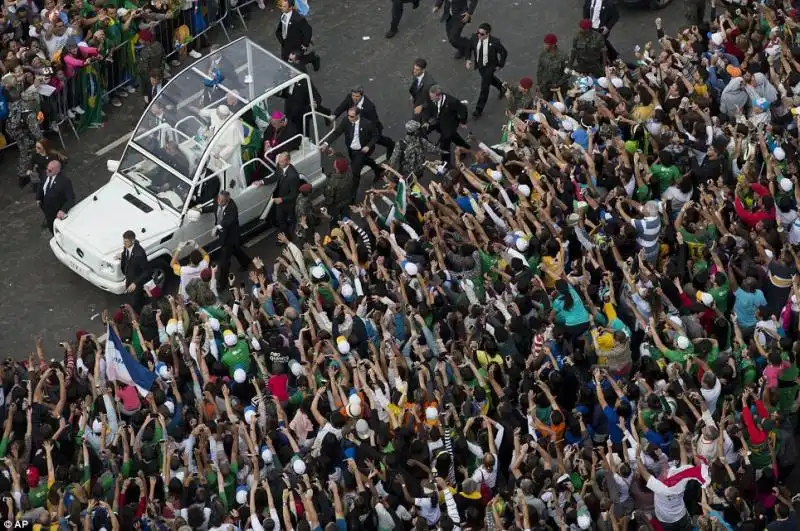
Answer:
[
  {"left": 708, "top": 279, "right": 730, "bottom": 313},
  {"left": 221, "top": 339, "right": 251, "bottom": 376},
  {"left": 650, "top": 164, "right": 681, "bottom": 193},
  {"left": 681, "top": 225, "right": 717, "bottom": 262},
  {"left": 662, "top": 345, "right": 694, "bottom": 365}
]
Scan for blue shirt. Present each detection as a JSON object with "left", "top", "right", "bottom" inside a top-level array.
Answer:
[
  {"left": 644, "top": 429, "right": 673, "bottom": 454},
  {"left": 602, "top": 398, "right": 630, "bottom": 444},
  {"left": 733, "top": 288, "right": 767, "bottom": 328}
]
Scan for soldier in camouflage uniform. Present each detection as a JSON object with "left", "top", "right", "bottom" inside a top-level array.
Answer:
[
  {"left": 388, "top": 120, "right": 443, "bottom": 178},
  {"left": 324, "top": 156, "right": 356, "bottom": 221},
  {"left": 6, "top": 91, "right": 42, "bottom": 188},
  {"left": 570, "top": 19, "right": 607, "bottom": 78},
  {"left": 537, "top": 34, "right": 570, "bottom": 101},
  {"left": 504, "top": 77, "right": 535, "bottom": 116},
  {"left": 295, "top": 181, "right": 317, "bottom": 242}
]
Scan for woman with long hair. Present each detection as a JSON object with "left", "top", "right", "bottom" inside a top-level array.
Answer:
[{"left": 30, "top": 138, "right": 67, "bottom": 188}]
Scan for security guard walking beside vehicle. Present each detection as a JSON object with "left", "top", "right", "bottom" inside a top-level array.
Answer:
[{"left": 570, "top": 19, "right": 607, "bottom": 78}]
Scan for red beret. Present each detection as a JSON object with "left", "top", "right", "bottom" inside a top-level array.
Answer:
[
  {"left": 138, "top": 29, "right": 153, "bottom": 42},
  {"left": 299, "top": 183, "right": 312, "bottom": 194},
  {"left": 76, "top": 329, "right": 89, "bottom": 342},
  {"left": 334, "top": 158, "right": 349, "bottom": 173},
  {"left": 543, "top": 33, "right": 557, "bottom": 45},
  {"left": 579, "top": 19, "right": 592, "bottom": 30},
  {"left": 112, "top": 310, "right": 125, "bottom": 323},
  {"left": 200, "top": 268, "right": 213, "bottom": 281},
  {"left": 520, "top": 77, "right": 534, "bottom": 90}
]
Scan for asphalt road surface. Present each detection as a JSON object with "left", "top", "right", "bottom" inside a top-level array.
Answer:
[{"left": 0, "top": 0, "right": 685, "bottom": 354}]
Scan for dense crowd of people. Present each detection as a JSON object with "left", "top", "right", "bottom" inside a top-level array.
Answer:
[{"left": 6, "top": 0, "right": 800, "bottom": 530}]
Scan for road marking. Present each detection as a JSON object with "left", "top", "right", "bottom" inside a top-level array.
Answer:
[
  {"left": 94, "top": 133, "right": 132, "bottom": 156},
  {"left": 243, "top": 154, "right": 386, "bottom": 249}
]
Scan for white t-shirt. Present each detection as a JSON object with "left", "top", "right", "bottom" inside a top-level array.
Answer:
[
  {"left": 43, "top": 27, "right": 73, "bottom": 59},
  {"left": 471, "top": 454, "right": 499, "bottom": 489},
  {"left": 178, "top": 259, "right": 209, "bottom": 299},
  {"left": 414, "top": 496, "right": 441, "bottom": 526},
  {"left": 700, "top": 378, "right": 722, "bottom": 414},
  {"left": 613, "top": 472, "right": 633, "bottom": 503},
  {"left": 646, "top": 474, "right": 688, "bottom": 523}
]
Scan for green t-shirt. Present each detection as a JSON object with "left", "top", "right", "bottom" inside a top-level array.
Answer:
[
  {"left": 207, "top": 461, "right": 239, "bottom": 508},
  {"left": 680, "top": 225, "right": 717, "bottom": 262},
  {"left": 651, "top": 164, "right": 681, "bottom": 193},
  {"left": 708, "top": 280, "right": 730, "bottom": 313},
  {"left": 28, "top": 481, "right": 48, "bottom": 508},
  {"left": 221, "top": 339, "right": 251, "bottom": 376},
  {"left": 777, "top": 364, "right": 799, "bottom": 414},
  {"left": 634, "top": 184, "right": 652, "bottom": 203},
  {"left": 663, "top": 345, "right": 694, "bottom": 364}
]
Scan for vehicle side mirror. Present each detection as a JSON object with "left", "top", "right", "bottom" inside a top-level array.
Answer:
[
  {"left": 186, "top": 208, "right": 201, "bottom": 223},
  {"left": 107, "top": 159, "right": 120, "bottom": 173}
]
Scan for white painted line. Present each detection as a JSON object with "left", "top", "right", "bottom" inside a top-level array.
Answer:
[
  {"left": 245, "top": 227, "right": 277, "bottom": 248},
  {"left": 94, "top": 133, "right": 132, "bottom": 157}
]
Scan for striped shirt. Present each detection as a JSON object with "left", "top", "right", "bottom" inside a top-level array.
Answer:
[{"left": 631, "top": 216, "right": 661, "bottom": 258}]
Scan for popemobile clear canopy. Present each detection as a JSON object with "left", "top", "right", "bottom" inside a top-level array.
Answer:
[{"left": 114, "top": 38, "right": 308, "bottom": 211}]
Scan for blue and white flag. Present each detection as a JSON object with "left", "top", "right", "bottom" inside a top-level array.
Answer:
[{"left": 104, "top": 325, "right": 156, "bottom": 396}]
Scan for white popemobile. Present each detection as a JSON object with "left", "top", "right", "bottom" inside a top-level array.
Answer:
[{"left": 50, "top": 38, "right": 333, "bottom": 294}]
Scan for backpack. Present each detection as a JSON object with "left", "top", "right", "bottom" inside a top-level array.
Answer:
[{"left": 478, "top": 469, "right": 492, "bottom": 505}]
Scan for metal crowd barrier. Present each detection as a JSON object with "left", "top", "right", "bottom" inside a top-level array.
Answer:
[{"left": 1, "top": 0, "right": 231, "bottom": 153}]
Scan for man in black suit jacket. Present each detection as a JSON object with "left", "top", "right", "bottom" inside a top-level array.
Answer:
[
  {"left": 120, "top": 230, "right": 151, "bottom": 311},
  {"left": 465, "top": 23, "right": 508, "bottom": 119},
  {"left": 200, "top": 191, "right": 251, "bottom": 290},
  {"left": 275, "top": 0, "right": 321, "bottom": 71},
  {"left": 36, "top": 160, "right": 75, "bottom": 233},
  {"left": 255, "top": 151, "right": 301, "bottom": 238},
  {"left": 281, "top": 52, "right": 332, "bottom": 135},
  {"left": 386, "top": 0, "right": 420, "bottom": 39},
  {"left": 321, "top": 107, "right": 381, "bottom": 202},
  {"left": 333, "top": 86, "right": 394, "bottom": 158},
  {"left": 433, "top": 0, "right": 478, "bottom": 58},
  {"left": 421, "top": 84, "right": 469, "bottom": 163},
  {"left": 409, "top": 58, "right": 436, "bottom": 118},
  {"left": 583, "top": 0, "right": 619, "bottom": 60}
]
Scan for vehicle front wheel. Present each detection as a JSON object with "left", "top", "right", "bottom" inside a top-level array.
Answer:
[{"left": 149, "top": 258, "right": 174, "bottom": 294}]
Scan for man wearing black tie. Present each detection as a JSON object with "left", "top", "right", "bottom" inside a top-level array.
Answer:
[
  {"left": 409, "top": 58, "right": 436, "bottom": 118},
  {"left": 119, "top": 230, "right": 151, "bottom": 311},
  {"left": 421, "top": 85, "right": 469, "bottom": 163},
  {"left": 583, "top": 0, "right": 619, "bottom": 61},
  {"left": 199, "top": 191, "right": 251, "bottom": 290},
  {"left": 276, "top": 0, "right": 321, "bottom": 71},
  {"left": 432, "top": 0, "right": 478, "bottom": 59},
  {"left": 255, "top": 151, "right": 300, "bottom": 238},
  {"left": 319, "top": 107, "right": 381, "bottom": 202},
  {"left": 465, "top": 23, "right": 507, "bottom": 120},
  {"left": 333, "top": 86, "right": 394, "bottom": 158},
  {"left": 36, "top": 160, "right": 75, "bottom": 233},
  {"left": 144, "top": 70, "right": 164, "bottom": 104}
]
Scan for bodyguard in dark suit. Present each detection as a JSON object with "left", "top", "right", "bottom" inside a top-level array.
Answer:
[
  {"left": 282, "top": 52, "right": 332, "bottom": 136},
  {"left": 36, "top": 160, "right": 75, "bottom": 233},
  {"left": 276, "top": 0, "right": 321, "bottom": 71},
  {"left": 321, "top": 107, "right": 381, "bottom": 202},
  {"left": 421, "top": 84, "right": 469, "bottom": 163},
  {"left": 200, "top": 191, "right": 251, "bottom": 290},
  {"left": 256, "top": 151, "right": 301, "bottom": 239},
  {"left": 432, "top": 0, "right": 478, "bottom": 58},
  {"left": 466, "top": 23, "right": 508, "bottom": 119},
  {"left": 120, "top": 230, "right": 151, "bottom": 311},
  {"left": 333, "top": 87, "right": 395, "bottom": 158},
  {"left": 409, "top": 58, "right": 437, "bottom": 117},
  {"left": 386, "top": 0, "right": 420, "bottom": 39},
  {"left": 583, "top": 0, "right": 619, "bottom": 61}
]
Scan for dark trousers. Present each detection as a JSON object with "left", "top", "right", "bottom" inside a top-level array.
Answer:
[
  {"left": 433, "top": 127, "right": 469, "bottom": 162},
  {"left": 604, "top": 33, "right": 618, "bottom": 62},
  {"left": 348, "top": 147, "right": 382, "bottom": 202},
  {"left": 377, "top": 134, "right": 396, "bottom": 158},
  {"left": 217, "top": 241, "right": 251, "bottom": 290},
  {"left": 275, "top": 203, "right": 297, "bottom": 240},
  {"left": 126, "top": 289, "right": 145, "bottom": 313},
  {"left": 389, "top": 0, "right": 419, "bottom": 31},
  {"left": 475, "top": 67, "right": 503, "bottom": 114},
  {"left": 445, "top": 15, "right": 468, "bottom": 55}
]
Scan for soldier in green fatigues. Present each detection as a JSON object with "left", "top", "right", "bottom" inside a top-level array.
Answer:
[
  {"left": 684, "top": 0, "right": 705, "bottom": 26},
  {"left": 570, "top": 19, "right": 607, "bottom": 78},
  {"left": 6, "top": 92, "right": 42, "bottom": 188},
  {"left": 324, "top": 156, "right": 356, "bottom": 222},
  {"left": 387, "top": 120, "right": 444, "bottom": 179},
  {"left": 537, "top": 34, "right": 569, "bottom": 101}
]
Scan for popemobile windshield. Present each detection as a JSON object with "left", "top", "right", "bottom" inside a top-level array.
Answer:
[{"left": 49, "top": 37, "right": 332, "bottom": 294}]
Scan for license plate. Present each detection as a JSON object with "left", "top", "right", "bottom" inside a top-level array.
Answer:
[{"left": 67, "top": 258, "right": 90, "bottom": 278}]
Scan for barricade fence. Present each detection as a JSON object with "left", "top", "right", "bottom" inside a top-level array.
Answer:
[{"left": 0, "top": 0, "right": 231, "bottom": 152}]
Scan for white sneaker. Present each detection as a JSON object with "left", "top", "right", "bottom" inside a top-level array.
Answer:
[
  {"left": 189, "top": 50, "right": 202, "bottom": 59},
  {"left": 67, "top": 110, "right": 76, "bottom": 119},
  {"left": 111, "top": 99, "right": 122, "bottom": 107},
  {"left": 73, "top": 106, "right": 85, "bottom": 115},
  {"left": 119, "top": 91, "right": 129, "bottom": 98},
  {"left": 126, "top": 86, "right": 136, "bottom": 94},
  {"left": 257, "top": 0, "right": 265, "bottom": 8},
  {"left": 170, "top": 59, "right": 181, "bottom": 67}
]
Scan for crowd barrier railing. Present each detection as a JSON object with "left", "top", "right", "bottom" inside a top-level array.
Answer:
[{"left": 1, "top": 0, "right": 231, "bottom": 153}]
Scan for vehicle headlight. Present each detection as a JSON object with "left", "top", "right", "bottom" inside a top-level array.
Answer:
[{"left": 99, "top": 260, "right": 117, "bottom": 275}]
